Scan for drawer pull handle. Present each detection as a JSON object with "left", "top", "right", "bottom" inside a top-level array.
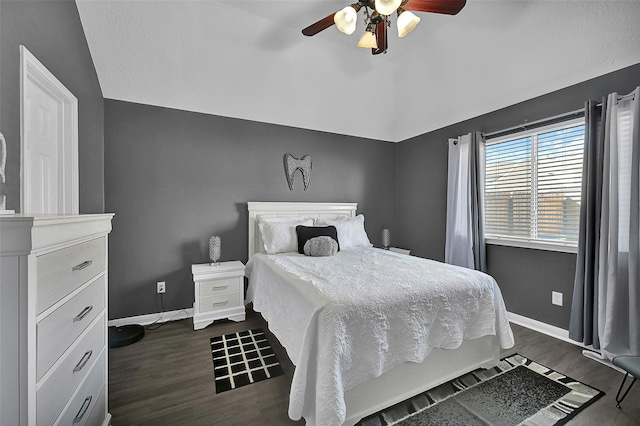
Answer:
[
  {"left": 72, "top": 260, "right": 93, "bottom": 271},
  {"left": 73, "top": 396, "right": 93, "bottom": 424},
  {"left": 73, "top": 350, "right": 93, "bottom": 373},
  {"left": 211, "top": 285, "right": 228, "bottom": 290},
  {"left": 212, "top": 301, "right": 229, "bottom": 306},
  {"left": 73, "top": 305, "right": 93, "bottom": 322}
]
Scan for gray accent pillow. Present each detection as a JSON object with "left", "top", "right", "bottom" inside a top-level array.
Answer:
[{"left": 303, "top": 236, "right": 338, "bottom": 257}]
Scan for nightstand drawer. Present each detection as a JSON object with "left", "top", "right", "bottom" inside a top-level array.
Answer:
[
  {"left": 37, "top": 313, "right": 105, "bottom": 426},
  {"left": 37, "top": 276, "right": 105, "bottom": 380},
  {"left": 199, "top": 292, "right": 242, "bottom": 313},
  {"left": 55, "top": 349, "right": 106, "bottom": 426},
  {"left": 198, "top": 278, "right": 241, "bottom": 297},
  {"left": 37, "top": 237, "right": 105, "bottom": 314}
]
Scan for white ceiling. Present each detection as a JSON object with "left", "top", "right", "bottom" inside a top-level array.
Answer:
[{"left": 76, "top": 0, "right": 640, "bottom": 143}]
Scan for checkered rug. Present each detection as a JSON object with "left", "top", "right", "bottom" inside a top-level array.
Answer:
[{"left": 210, "top": 328, "right": 284, "bottom": 393}]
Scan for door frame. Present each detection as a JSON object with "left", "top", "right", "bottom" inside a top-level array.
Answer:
[{"left": 20, "top": 45, "right": 78, "bottom": 214}]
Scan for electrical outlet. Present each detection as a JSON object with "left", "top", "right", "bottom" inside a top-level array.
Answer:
[
  {"left": 552, "top": 291, "right": 563, "bottom": 306},
  {"left": 157, "top": 281, "right": 166, "bottom": 294}
]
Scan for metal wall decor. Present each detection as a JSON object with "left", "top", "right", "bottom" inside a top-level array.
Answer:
[{"left": 284, "top": 153, "right": 312, "bottom": 191}]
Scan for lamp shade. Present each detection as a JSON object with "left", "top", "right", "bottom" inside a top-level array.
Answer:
[
  {"left": 397, "top": 10, "right": 420, "bottom": 37},
  {"left": 375, "top": 0, "right": 402, "bottom": 16},
  {"left": 357, "top": 30, "right": 378, "bottom": 48},
  {"left": 334, "top": 6, "right": 358, "bottom": 35}
]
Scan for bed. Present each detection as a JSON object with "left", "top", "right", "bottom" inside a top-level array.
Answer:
[{"left": 245, "top": 202, "right": 514, "bottom": 426}]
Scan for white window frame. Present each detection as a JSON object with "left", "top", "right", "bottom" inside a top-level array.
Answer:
[{"left": 483, "top": 117, "right": 585, "bottom": 253}]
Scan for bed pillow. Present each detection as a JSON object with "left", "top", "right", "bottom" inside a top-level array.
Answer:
[
  {"left": 303, "top": 236, "right": 339, "bottom": 257},
  {"left": 296, "top": 225, "right": 340, "bottom": 254},
  {"left": 259, "top": 218, "right": 313, "bottom": 254},
  {"left": 315, "top": 214, "right": 372, "bottom": 249}
]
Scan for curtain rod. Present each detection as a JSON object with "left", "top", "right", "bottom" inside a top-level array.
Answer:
[
  {"left": 464, "top": 90, "right": 636, "bottom": 143},
  {"left": 483, "top": 108, "right": 585, "bottom": 141},
  {"left": 597, "top": 91, "right": 636, "bottom": 107}
]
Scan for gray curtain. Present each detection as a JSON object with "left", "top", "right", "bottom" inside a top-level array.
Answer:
[
  {"left": 445, "top": 131, "right": 486, "bottom": 272},
  {"left": 569, "top": 100, "right": 604, "bottom": 348},
  {"left": 570, "top": 87, "right": 640, "bottom": 360}
]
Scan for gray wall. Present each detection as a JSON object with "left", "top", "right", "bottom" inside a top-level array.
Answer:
[
  {"left": 104, "top": 100, "right": 396, "bottom": 320},
  {"left": 396, "top": 63, "right": 640, "bottom": 329},
  {"left": 0, "top": 0, "right": 104, "bottom": 213}
]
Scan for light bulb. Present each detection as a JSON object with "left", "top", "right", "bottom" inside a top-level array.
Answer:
[
  {"left": 375, "top": 0, "right": 402, "bottom": 16},
  {"left": 357, "top": 30, "right": 378, "bottom": 49},
  {"left": 397, "top": 10, "right": 420, "bottom": 37},
  {"left": 334, "top": 6, "right": 358, "bottom": 35}
]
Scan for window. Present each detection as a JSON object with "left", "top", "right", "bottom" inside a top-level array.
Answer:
[{"left": 483, "top": 118, "right": 585, "bottom": 252}]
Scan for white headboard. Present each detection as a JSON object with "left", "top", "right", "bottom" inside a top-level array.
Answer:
[{"left": 247, "top": 202, "right": 358, "bottom": 258}]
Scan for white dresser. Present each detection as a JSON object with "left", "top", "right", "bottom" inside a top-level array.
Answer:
[
  {"left": 0, "top": 214, "right": 113, "bottom": 426},
  {"left": 191, "top": 261, "right": 245, "bottom": 330}
]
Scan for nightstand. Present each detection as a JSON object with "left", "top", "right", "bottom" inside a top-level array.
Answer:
[{"left": 192, "top": 261, "right": 246, "bottom": 330}]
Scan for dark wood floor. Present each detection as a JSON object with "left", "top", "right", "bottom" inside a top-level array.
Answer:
[{"left": 108, "top": 308, "right": 640, "bottom": 425}]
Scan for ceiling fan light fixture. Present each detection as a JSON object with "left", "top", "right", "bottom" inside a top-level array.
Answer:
[
  {"left": 374, "top": 0, "right": 402, "bottom": 16},
  {"left": 357, "top": 28, "right": 378, "bottom": 49},
  {"left": 334, "top": 5, "right": 358, "bottom": 35},
  {"left": 397, "top": 9, "right": 421, "bottom": 37}
]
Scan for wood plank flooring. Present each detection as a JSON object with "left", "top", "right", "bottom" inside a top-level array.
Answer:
[{"left": 108, "top": 308, "right": 640, "bottom": 425}]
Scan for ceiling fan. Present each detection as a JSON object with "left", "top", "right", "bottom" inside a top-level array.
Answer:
[{"left": 302, "top": 0, "right": 466, "bottom": 55}]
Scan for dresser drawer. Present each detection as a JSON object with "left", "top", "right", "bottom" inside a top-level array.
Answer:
[
  {"left": 54, "top": 349, "right": 106, "bottom": 426},
  {"left": 37, "top": 313, "right": 105, "bottom": 426},
  {"left": 37, "top": 277, "right": 105, "bottom": 380},
  {"left": 37, "top": 237, "right": 106, "bottom": 314},
  {"left": 199, "top": 292, "right": 242, "bottom": 313},
  {"left": 85, "top": 385, "right": 106, "bottom": 426},
  {"left": 198, "top": 277, "right": 242, "bottom": 297}
]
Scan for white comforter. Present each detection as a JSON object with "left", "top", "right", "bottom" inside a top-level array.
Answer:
[{"left": 245, "top": 247, "right": 514, "bottom": 426}]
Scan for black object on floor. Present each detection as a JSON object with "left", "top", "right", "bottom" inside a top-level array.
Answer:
[{"left": 109, "top": 324, "right": 145, "bottom": 348}]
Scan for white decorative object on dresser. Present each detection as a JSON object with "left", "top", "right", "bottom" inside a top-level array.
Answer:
[
  {"left": 191, "top": 261, "right": 245, "bottom": 330},
  {"left": 0, "top": 214, "right": 113, "bottom": 426}
]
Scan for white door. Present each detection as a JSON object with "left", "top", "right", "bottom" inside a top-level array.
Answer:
[
  {"left": 24, "top": 80, "right": 60, "bottom": 214},
  {"left": 20, "top": 46, "right": 78, "bottom": 214}
]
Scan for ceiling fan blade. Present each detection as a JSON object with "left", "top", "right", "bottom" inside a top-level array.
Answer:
[
  {"left": 302, "top": 13, "right": 337, "bottom": 36},
  {"left": 404, "top": 0, "right": 466, "bottom": 15},
  {"left": 372, "top": 19, "right": 388, "bottom": 55},
  {"left": 373, "top": 22, "right": 387, "bottom": 55}
]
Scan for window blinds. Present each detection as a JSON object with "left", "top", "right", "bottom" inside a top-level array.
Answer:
[{"left": 484, "top": 122, "right": 585, "bottom": 244}]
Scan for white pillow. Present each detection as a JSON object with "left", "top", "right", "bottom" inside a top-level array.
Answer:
[
  {"left": 316, "top": 214, "right": 372, "bottom": 249},
  {"left": 258, "top": 218, "right": 313, "bottom": 254}
]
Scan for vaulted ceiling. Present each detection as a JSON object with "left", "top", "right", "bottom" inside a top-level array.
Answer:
[{"left": 76, "top": 0, "right": 640, "bottom": 142}]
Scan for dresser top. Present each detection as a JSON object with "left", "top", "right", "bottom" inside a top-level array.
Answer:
[
  {"left": 0, "top": 213, "right": 114, "bottom": 222},
  {"left": 0, "top": 214, "right": 114, "bottom": 255}
]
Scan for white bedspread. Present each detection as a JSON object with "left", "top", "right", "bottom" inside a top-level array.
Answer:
[{"left": 245, "top": 247, "right": 514, "bottom": 426}]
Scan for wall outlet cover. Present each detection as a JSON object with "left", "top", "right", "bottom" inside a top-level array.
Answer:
[{"left": 552, "top": 291, "right": 563, "bottom": 306}]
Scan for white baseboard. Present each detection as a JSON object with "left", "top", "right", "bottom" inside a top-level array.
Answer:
[
  {"left": 108, "top": 308, "right": 193, "bottom": 327},
  {"left": 508, "top": 312, "right": 629, "bottom": 374},
  {"left": 507, "top": 311, "right": 583, "bottom": 347}
]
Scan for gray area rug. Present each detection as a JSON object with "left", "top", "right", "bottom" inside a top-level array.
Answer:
[{"left": 357, "top": 353, "right": 603, "bottom": 426}]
